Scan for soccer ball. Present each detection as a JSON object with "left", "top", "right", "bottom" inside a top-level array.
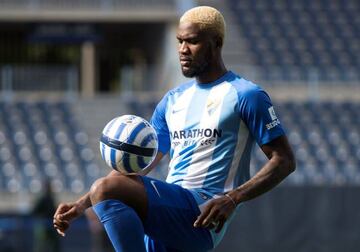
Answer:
[{"left": 99, "top": 115, "right": 158, "bottom": 173}]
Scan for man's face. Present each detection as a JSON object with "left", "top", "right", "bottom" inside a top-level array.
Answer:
[{"left": 176, "top": 22, "right": 215, "bottom": 78}]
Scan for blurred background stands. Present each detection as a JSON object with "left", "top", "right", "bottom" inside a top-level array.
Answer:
[{"left": 0, "top": 0, "right": 359, "bottom": 251}]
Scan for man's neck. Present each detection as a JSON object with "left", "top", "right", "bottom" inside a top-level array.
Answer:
[{"left": 196, "top": 61, "right": 227, "bottom": 84}]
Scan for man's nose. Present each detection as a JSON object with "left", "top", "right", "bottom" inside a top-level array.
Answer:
[{"left": 179, "top": 42, "right": 189, "bottom": 54}]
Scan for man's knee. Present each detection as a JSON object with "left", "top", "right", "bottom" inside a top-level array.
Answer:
[
  {"left": 90, "top": 177, "right": 113, "bottom": 204},
  {"left": 89, "top": 174, "right": 146, "bottom": 206}
]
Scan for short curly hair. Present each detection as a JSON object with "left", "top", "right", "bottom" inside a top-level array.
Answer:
[{"left": 180, "top": 6, "right": 226, "bottom": 43}]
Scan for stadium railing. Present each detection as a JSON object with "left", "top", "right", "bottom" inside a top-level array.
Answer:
[
  {"left": 0, "top": 0, "right": 176, "bottom": 10},
  {"left": 0, "top": 65, "right": 78, "bottom": 98}
]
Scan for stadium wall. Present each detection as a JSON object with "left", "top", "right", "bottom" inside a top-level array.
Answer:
[
  {"left": 1, "top": 186, "right": 359, "bottom": 252},
  {"left": 214, "top": 186, "right": 360, "bottom": 252}
]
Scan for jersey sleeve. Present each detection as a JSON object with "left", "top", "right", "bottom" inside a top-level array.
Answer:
[
  {"left": 150, "top": 93, "right": 171, "bottom": 154},
  {"left": 238, "top": 87, "right": 285, "bottom": 146}
]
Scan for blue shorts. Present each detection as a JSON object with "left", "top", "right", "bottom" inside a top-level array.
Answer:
[{"left": 140, "top": 176, "right": 213, "bottom": 252}]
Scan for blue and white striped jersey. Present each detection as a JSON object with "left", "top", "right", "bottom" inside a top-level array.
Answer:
[{"left": 151, "top": 71, "right": 284, "bottom": 196}]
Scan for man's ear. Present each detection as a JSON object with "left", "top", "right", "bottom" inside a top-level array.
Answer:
[{"left": 215, "top": 36, "right": 223, "bottom": 48}]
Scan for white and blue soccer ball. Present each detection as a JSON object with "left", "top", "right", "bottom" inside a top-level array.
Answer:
[{"left": 99, "top": 115, "right": 158, "bottom": 173}]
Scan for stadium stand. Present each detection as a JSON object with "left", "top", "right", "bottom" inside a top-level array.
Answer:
[
  {"left": 0, "top": 97, "right": 359, "bottom": 195},
  {"left": 262, "top": 101, "right": 360, "bottom": 186},
  {"left": 0, "top": 0, "right": 358, "bottom": 194},
  {"left": 0, "top": 1, "right": 359, "bottom": 251},
  {"left": 0, "top": 0, "right": 176, "bottom": 10},
  {"left": 0, "top": 101, "right": 100, "bottom": 195},
  {"left": 228, "top": 0, "right": 360, "bottom": 82},
  {"left": 128, "top": 99, "right": 360, "bottom": 186}
]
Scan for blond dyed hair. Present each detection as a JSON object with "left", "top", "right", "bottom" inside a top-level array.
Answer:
[{"left": 180, "top": 6, "right": 226, "bottom": 42}]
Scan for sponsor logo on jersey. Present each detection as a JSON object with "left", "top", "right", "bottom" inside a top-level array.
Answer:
[
  {"left": 170, "top": 128, "right": 222, "bottom": 140},
  {"left": 266, "top": 106, "right": 280, "bottom": 130},
  {"left": 268, "top": 106, "right": 277, "bottom": 121},
  {"left": 266, "top": 119, "right": 281, "bottom": 130}
]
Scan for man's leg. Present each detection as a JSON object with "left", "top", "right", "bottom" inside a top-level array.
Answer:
[
  {"left": 89, "top": 174, "right": 213, "bottom": 252},
  {"left": 90, "top": 174, "right": 148, "bottom": 252},
  {"left": 140, "top": 177, "right": 213, "bottom": 252}
]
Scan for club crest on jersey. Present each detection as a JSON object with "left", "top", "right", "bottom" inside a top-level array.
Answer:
[{"left": 206, "top": 98, "right": 221, "bottom": 115}]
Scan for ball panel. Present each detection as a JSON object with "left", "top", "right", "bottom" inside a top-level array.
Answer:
[
  {"left": 129, "top": 155, "right": 141, "bottom": 173},
  {"left": 103, "top": 117, "right": 117, "bottom": 135},
  {"left": 100, "top": 142, "right": 105, "bottom": 161},
  {"left": 137, "top": 155, "right": 147, "bottom": 170},
  {"left": 137, "top": 155, "right": 153, "bottom": 170},
  {"left": 107, "top": 120, "right": 125, "bottom": 139},
  {"left": 140, "top": 132, "right": 158, "bottom": 150},
  {"left": 132, "top": 122, "right": 151, "bottom": 145},
  {"left": 113, "top": 122, "right": 126, "bottom": 140},
  {"left": 121, "top": 152, "right": 133, "bottom": 173},
  {"left": 117, "top": 115, "right": 143, "bottom": 142},
  {"left": 110, "top": 147, "right": 117, "bottom": 170},
  {"left": 126, "top": 121, "right": 147, "bottom": 144},
  {"left": 100, "top": 134, "right": 156, "bottom": 157},
  {"left": 100, "top": 115, "right": 158, "bottom": 173}
]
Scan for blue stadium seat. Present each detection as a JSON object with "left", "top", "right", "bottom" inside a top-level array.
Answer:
[
  {"left": 0, "top": 100, "right": 359, "bottom": 192},
  {"left": 229, "top": 0, "right": 360, "bottom": 81},
  {"left": 0, "top": 101, "right": 98, "bottom": 194},
  {"left": 249, "top": 100, "right": 360, "bottom": 185}
]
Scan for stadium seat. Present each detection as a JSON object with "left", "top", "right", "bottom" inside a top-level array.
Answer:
[
  {"left": 0, "top": 101, "right": 97, "bottom": 194},
  {"left": 228, "top": 0, "right": 360, "bottom": 81},
  {"left": 250, "top": 101, "right": 360, "bottom": 186},
  {"left": 0, "top": 100, "right": 359, "bottom": 193}
]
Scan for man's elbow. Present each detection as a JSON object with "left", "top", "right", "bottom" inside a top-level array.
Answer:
[
  {"left": 288, "top": 156, "right": 296, "bottom": 173},
  {"left": 282, "top": 154, "right": 296, "bottom": 175},
  {"left": 276, "top": 154, "right": 296, "bottom": 176}
]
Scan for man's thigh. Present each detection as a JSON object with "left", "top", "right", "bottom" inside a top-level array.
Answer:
[
  {"left": 90, "top": 174, "right": 148, "bottom": 221},
  {"left": 140, "top": 176, "right": 213, "bottom": 252}
]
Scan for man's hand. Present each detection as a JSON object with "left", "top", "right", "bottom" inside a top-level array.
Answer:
[
  {"left": 53, "top": 202, "right": 85, "bottom": 237},
  {"left": 193, "top": 195, "right": 236, "bottom": 233}
]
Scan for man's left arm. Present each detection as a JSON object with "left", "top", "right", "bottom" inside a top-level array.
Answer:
[{"left": 194, "top": 135, "right": 296, "bottom": 232}]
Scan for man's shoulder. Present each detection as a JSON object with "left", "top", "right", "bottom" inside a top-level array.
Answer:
[
  {"left": 227, "top": 72, "right": 265, "bottom": 99},
  {"left": 167, "top": 80, "right": 195, "bottom": 96}
]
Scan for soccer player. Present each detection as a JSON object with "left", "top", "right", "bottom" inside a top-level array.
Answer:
[{"left": 53, "top": 6, "right": 295, "bottom": 252}]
